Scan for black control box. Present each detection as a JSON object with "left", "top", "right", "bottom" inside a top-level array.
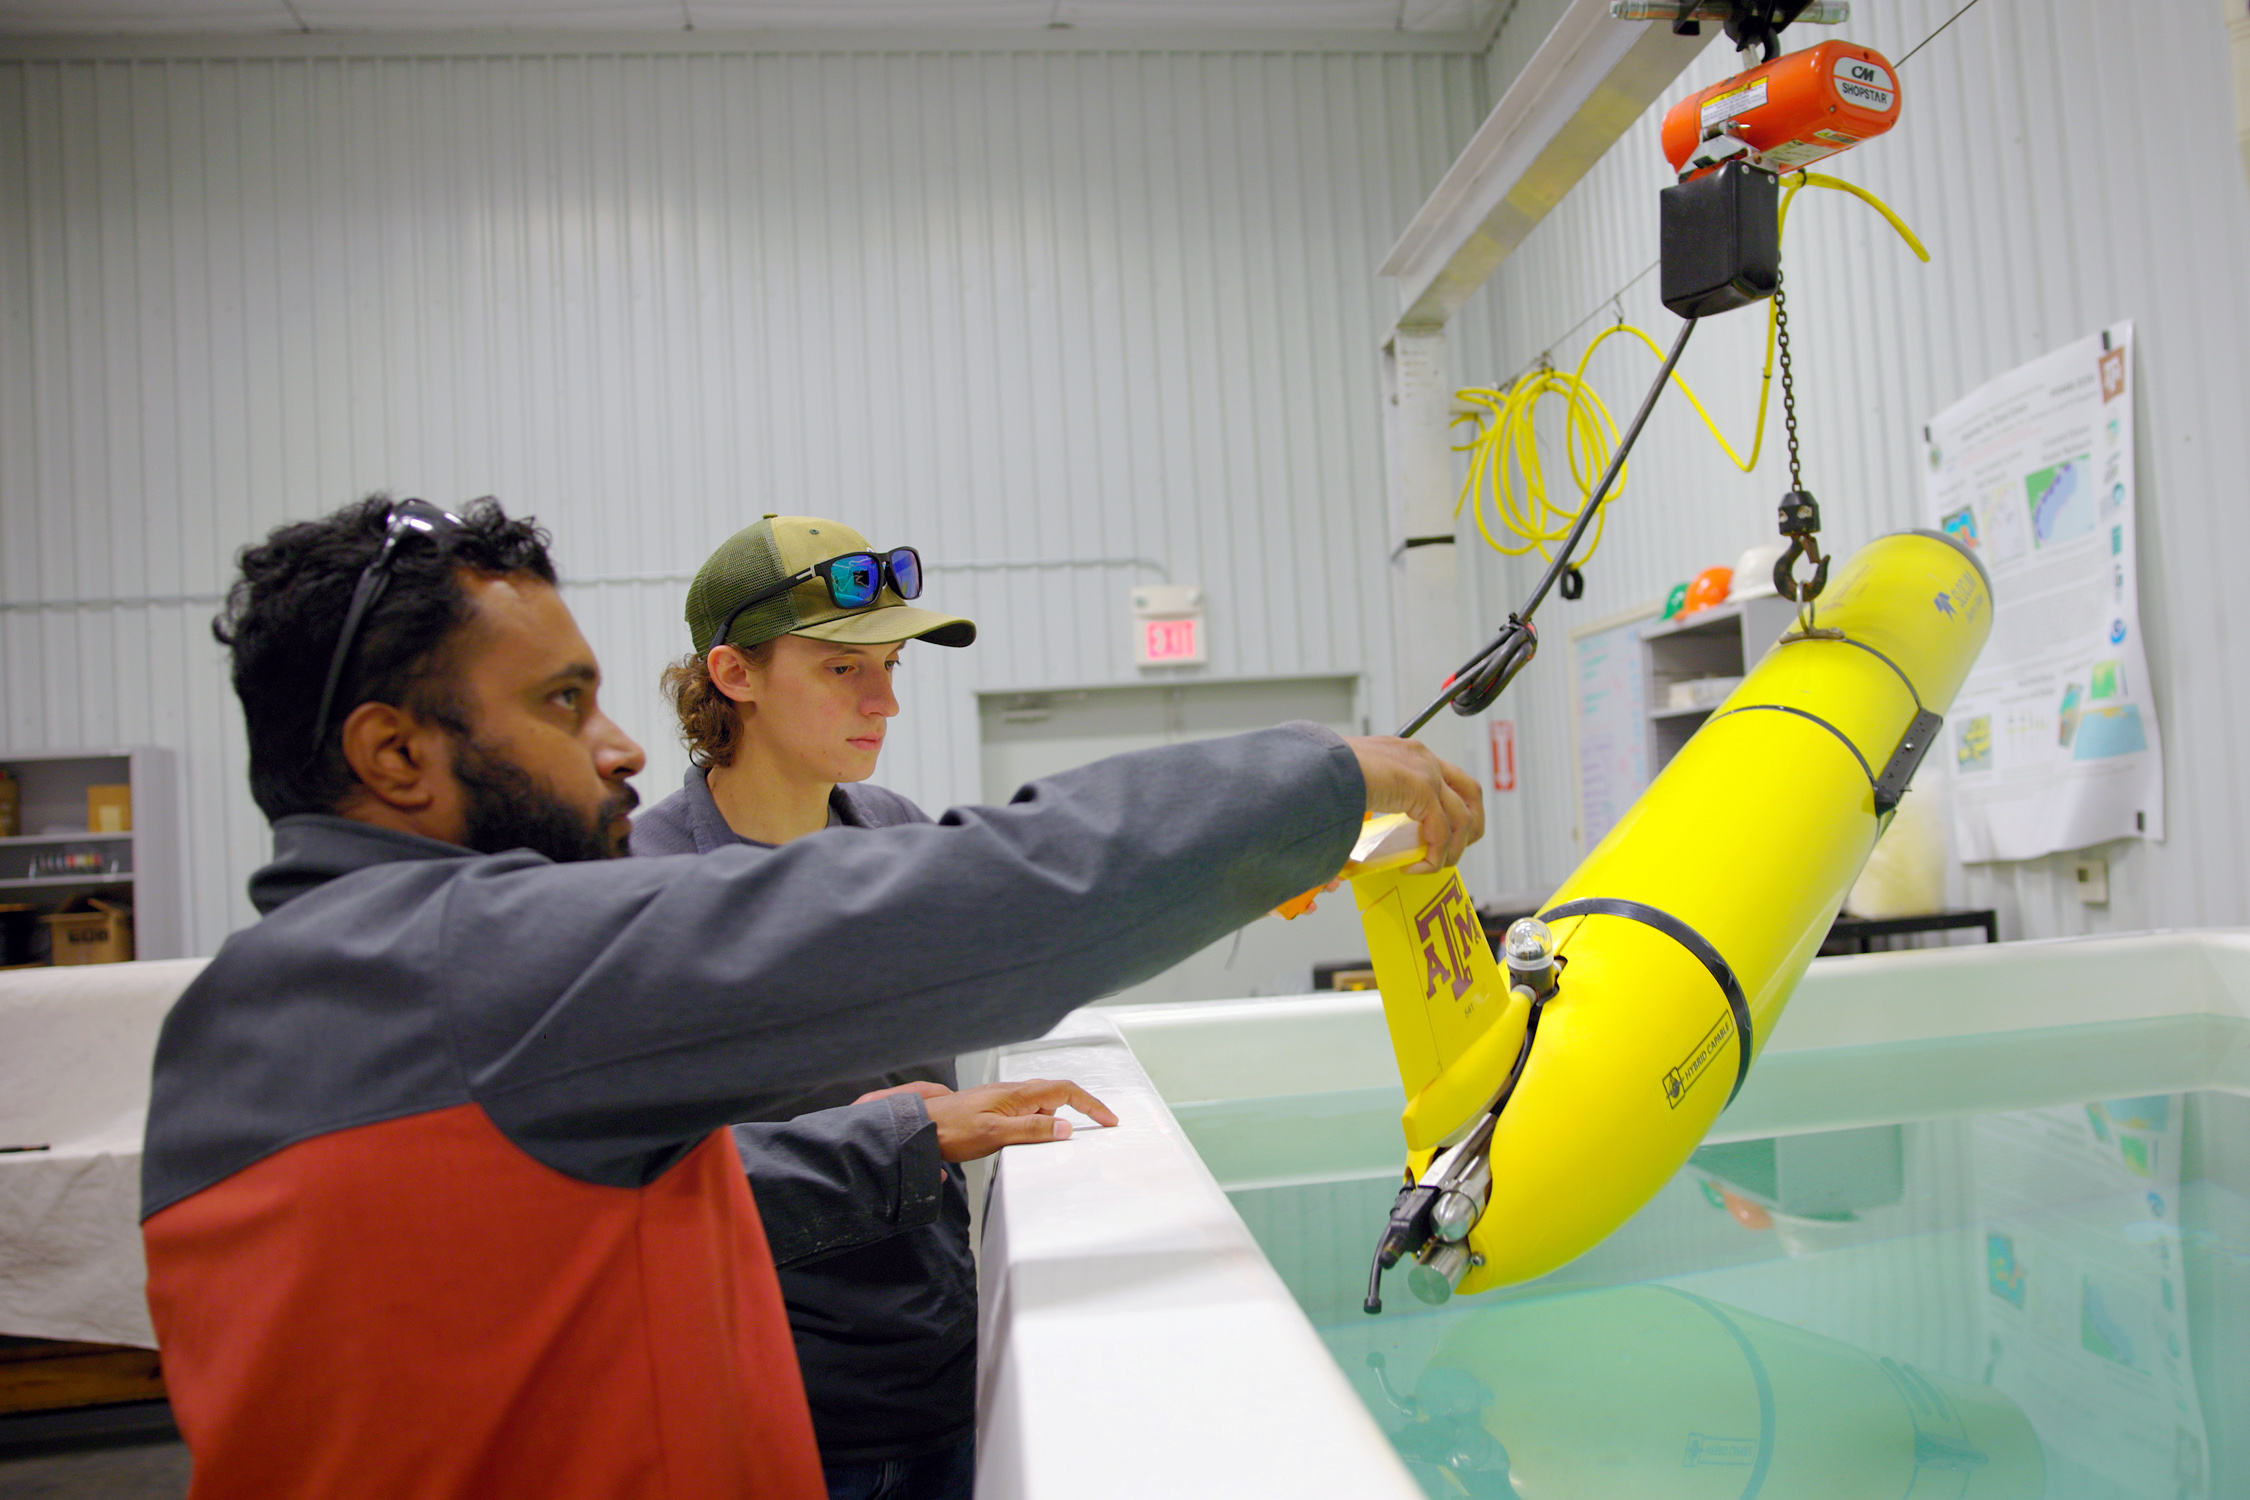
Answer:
[{"left": 1660, "top": 159, "right": 1780, "bottom": 318}]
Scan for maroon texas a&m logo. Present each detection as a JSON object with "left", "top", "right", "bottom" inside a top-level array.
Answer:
[{"left": 1413, "top": 878, "right": 1483, "bottom": 1005}]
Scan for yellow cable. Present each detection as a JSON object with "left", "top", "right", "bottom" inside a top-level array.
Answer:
[
  {"left": 1783, "top": 170, "right": 1931, "bottom": 261},
  {"left": 1453, "top": 171, "right": 1929, "bottom": 567}
]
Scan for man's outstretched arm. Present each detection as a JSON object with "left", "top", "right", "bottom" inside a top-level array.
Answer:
[{"left": 446, "top": 727, "right": 1477, "bottom": 1185}]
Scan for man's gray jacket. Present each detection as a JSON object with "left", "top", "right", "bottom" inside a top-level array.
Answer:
[
  {"left": 139, "top": 723, "right": 1363, "bottom": 1496},
  {"left": 630, "top": 770, "right": 974, "bottom": 1465},
  {"left": 149, "top": 724, "right": 1360, "bottom": 1208}
]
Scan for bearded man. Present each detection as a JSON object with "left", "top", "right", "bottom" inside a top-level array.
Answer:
[{"left": 142, "top": 494, "right": 1481, "bottom": 1500}]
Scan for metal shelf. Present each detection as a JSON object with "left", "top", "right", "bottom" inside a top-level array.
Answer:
[
  {"left": 1641, "top": 595, "right": 1801, "bottom": 780},
  {"left": 1639, "top": 600, "right": 1752, "bottom": 641},
  {"left": 0, "top": 746, "right": 179, "bottom": 959},
  {"left": 0, "top": 831, "right": 134, "bottom": 847},
  {"left": 0, "top": 874, "right": 134, "bottom": 891}
]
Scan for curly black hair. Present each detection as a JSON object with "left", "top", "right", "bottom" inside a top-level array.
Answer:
[{"left": 213, "top": 494, "right": 556, "bottom": 822}]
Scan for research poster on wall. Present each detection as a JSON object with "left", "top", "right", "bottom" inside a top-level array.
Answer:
[{"left": 1922, "top": 321, "right": 2163, "bottom": 862}]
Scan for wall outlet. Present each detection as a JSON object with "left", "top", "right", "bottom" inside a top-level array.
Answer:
[{"left": 2072, "top": 854, "right": 2109, "bottom": 905}]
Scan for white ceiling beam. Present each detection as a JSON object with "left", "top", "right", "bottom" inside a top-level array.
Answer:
[
  {"left": 1379, "top": 0, "right": 1711, "bottom": 330},
  {"left": 0, "top": 24, "right": 1493, "bottom": 57}
]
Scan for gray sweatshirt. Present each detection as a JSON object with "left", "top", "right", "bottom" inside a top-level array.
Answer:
[
  {"left": 139, "top": 723, "right": 1363, "bottom": 1498},
  {"left": 629, "top": 771, "right": 974, "bottom": 1464},
  {"left": 146, "top": 721, "right": 1361, "bottom": 1209}
]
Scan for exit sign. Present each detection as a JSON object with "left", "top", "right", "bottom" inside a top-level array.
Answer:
[
  {"left": 1130, "top": 584, "right": 1208, "bottom": 667},
  {"left": 1142, "top": 617, "right": 1202, "bottom": 663}
]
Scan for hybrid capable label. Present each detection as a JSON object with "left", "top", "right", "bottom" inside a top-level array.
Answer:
[{"left": 1663, "top": 1010, "right": 1736, "bottom": 1109}]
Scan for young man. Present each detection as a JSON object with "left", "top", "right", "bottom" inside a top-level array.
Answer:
[
  {"left": 633, "top": 515, "right": 1066, "bottom": 1500},
  {"left": 144, "top": 495, "right": 1481, "bottom": 1500}
]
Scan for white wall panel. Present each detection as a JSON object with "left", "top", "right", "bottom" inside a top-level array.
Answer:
[
  {"left": 1457, "top": 0, "right": 2250, "bottom": 938},
  {"left": 0, "top": 46, "right": 1491, "bottom": 955}
]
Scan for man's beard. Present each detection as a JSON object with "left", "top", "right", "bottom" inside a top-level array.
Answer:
[{"left": 449, "top": 733, "right": 638, "bottom": 864}]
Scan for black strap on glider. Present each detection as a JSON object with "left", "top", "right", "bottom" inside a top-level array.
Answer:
[
  {"left": 1714, "top": 696, "right": 1944, "bottom": 816},
  {"left": 1776, "top": 629, "right": 1925, "bottom": 714},
  {"left": 1536, "top": 897, "right": 1755, "bottom": 1106},
  {"left": 1871, "top": 708, "right": 1944, "bottom": 816},
  {"left": 1709, "top": 702, "right": 1877, "bottom": 787}
]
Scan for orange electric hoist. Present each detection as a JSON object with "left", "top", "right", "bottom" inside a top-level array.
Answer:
[
  {"left": 1397, "top": 2, "right": 1913, "bottom": 739},
  {"left": 1664, "top": 38, "right": 1900, "bottom": 180}
]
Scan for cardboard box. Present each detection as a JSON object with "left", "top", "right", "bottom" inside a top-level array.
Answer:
[
  {"left": 40, "top": 897, "right": 133, "bottom": 966},
  {"left": 87, "top": 784, "right": 132, "bottom": 835}
]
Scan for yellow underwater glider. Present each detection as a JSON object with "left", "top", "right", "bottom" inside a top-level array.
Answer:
[{"left": 1353, "top": 530, "right": 1991, "bottom": 1309}]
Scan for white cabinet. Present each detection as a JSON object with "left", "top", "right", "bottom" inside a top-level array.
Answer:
[
  {"left": 0, "top": 747, "right": 184, "bottom": 963},
  {"left": 1640, "top": 596, "right": 1800, "bottom": 775}
]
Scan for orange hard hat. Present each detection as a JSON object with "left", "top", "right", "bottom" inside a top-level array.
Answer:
[{"left": 1681, "top": 566, "right": 1733, "bottom": 615}]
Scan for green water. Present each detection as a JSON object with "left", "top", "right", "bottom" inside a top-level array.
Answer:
[{"left": 1180, "top": 1088, "right": 2250, "bottom": 1500}]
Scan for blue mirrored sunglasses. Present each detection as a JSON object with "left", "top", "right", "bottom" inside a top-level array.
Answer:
[{"left": 705, "top": 546, "right": 923, "bottom": 654}]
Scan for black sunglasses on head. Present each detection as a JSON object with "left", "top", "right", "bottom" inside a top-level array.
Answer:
[
  {"left": 704, "top": 547, "right": 924, "bottom": 654},
  {"left": 307, "top": 498, "right": 467, "bottom": 762}
]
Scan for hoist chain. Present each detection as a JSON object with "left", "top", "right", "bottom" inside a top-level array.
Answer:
[
  {"left": 1775, "top": 273, "right": 1803, "bottom": 493},
  {"left": 1769, "top": 270, "right": 1828, "bottom": 612}
]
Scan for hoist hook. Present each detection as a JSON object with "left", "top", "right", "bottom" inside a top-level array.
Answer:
[
  {"left": 1774, "top": 537, "right": 1828, "bottom": 602},
  {"left": 1773, "top": 489, "right": 1828, "bottom": 602}
]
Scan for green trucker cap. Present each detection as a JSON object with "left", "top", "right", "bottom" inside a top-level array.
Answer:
[{"left": 684, "top": 514, "right": 977, "bottom": 654}]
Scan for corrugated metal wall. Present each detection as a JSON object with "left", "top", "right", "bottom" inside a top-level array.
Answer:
[
  {"left": 0, "top": 46, "right": 1493, "bottom": 955},
  {"left": 1458, "top": 0, "right": 2250, "bottom": 938}
]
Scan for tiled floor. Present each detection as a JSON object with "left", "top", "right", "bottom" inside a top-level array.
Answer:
[{"left": 0, "top": 1440, "right": 189, "bottom": 1499}]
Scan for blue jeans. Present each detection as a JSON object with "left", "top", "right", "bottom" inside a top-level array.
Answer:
[{"left": 823, "top": 1434, "right": 975, "bottom": 1500}]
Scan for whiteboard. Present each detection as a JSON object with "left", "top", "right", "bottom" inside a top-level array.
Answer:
[{"left": 1569, "top": 602, "right": 1660, "bottom": 855}]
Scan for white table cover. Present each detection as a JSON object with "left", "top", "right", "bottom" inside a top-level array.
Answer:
[{"left": 0, "top": 959, "right": 204, "bottom": 1348}]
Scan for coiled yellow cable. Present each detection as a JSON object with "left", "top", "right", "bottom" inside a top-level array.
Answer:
[{"left": 1455, "top": 171, "right": 1929, "bottom": 566}]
